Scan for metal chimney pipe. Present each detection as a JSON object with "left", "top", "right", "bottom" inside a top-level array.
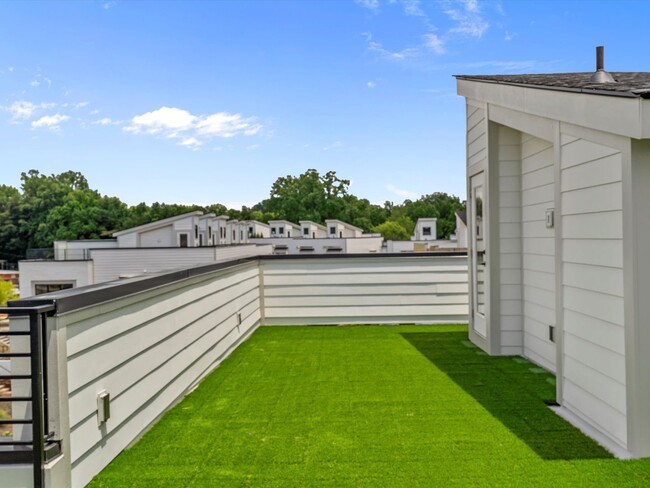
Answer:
[
  {"left": 596, "top": 46, "right": 604, "bottom": 71},
  {"left": 590, "top": 45, "right": 615, "bottom": 83}
]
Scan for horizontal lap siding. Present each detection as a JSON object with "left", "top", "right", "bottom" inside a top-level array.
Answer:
[
  {"left": 497, "top": 126, "right": 523, "bottom": 353},
  {"left": 560, "top": 135, "right": 627, "bottom": 448},
  {"left": 65, "top": 263, "right": 262, "bottom": 487},
  {"left": 521, "top": 135, "right": 556, "bottom": 371},
  {"left": 467, "top": 104, "right": 487, "bottom": 169},
  {"left": 262, "top": 257, "right": 468, "bottom": 325}
]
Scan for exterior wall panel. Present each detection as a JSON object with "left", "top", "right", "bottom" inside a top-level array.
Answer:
[
  {"left": 559, "top": 135, "right": 627, "bottom": 451},
  {"left": 262, "top": 256, "right": 468, "bottom": 325},
  {"left": 60, "top": 262, "right": 262, "bottom": 487}
]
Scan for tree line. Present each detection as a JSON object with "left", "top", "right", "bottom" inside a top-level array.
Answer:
[{"left": 0, "top": 169, "right": 464, "bottom": 262}]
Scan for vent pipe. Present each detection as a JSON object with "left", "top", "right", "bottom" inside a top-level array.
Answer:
[{"left": 590, "top": 46, "right": 615, "bottom": 83}]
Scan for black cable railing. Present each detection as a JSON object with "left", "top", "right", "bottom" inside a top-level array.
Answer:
[{"left": 0, "top": 304, "right": 61, "bottom": 488}]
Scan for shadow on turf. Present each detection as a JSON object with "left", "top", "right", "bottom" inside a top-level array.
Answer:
[{"left": 401, "top": 331, "right": 612, "bottom": 461}]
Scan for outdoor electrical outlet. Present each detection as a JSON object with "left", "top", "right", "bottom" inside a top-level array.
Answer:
[
  {"left": 97, "top": 391, "right": 111, "bottom": 425},
  {"left": 545, "top": 209, "right": 554, "bottom": 228}
]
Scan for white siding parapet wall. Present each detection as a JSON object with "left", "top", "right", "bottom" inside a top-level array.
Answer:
[
  {"left": 1, "top": 253, "right": 467, "bottom": 487},
  {"left": 262, "top": 255, "right": 468, "bottom": 325}
]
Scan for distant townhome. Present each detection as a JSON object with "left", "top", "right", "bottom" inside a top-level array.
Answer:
[
  {"left": 19, "top": 210, "right": 273, "bottom": 298},
  {"left": 246, "top": 220, "right": 271, "bottom": 239},
  {"left": 299, "top": 220, "right": 328, "bottom": 239},
  {"left": 412, "top": 217, "right": 437, "bottom": 241},
  {"left": 114, "top": 211, "right": 203, "bottom": 248},
  {"left": 19, "top": 209, "right": 455, "bottom": 297},
  {"left": 268, "top": 220, "right": 301, "bottom": 238},
  {"left": 325, "top": 219, "right": 363, "bottom": 238},
  {"left": 457, "top": 48, "right": 650, "bottom": 457}
]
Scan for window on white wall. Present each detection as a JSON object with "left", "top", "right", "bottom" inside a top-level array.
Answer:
[
  {"left": 423, "top": 227, "right": 432, "bottom": 236},
  {"left": 34, "top": 283, "right": 73, "bottom": 295},
  {"left": 179, "top": 233, "right": 189, "bottom": 247}
]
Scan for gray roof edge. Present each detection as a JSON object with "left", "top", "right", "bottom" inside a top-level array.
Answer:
[{"left": 455, "top": 74, "right": 644, "bottom": 99}]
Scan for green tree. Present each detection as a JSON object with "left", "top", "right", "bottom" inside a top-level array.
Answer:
[
  {"left": 40, "top": 189, "right": 128, "bottom": 241},
  {"left": 401, "top": 192, "right": 464, "bottom": 239},
  {"left": 0, "top": 185, "right": 26, "bottom": 261},
  {"left": 263, "top": 169, "right": 350, "bottom": 224},
  {"left": 20, "top": 170, "right": 90, "bottom": 248},
  {"left": 373, "top": 221, "right": 410, "bottom": 241},
  {"left": 0, "top": 280, "right": 18, "bottom": 307}
]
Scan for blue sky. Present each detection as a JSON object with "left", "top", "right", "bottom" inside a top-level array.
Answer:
[{"left": 1, "top": 0, "right": 648, "bottom": 208}]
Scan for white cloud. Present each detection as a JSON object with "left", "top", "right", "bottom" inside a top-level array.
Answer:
[
  {"left": 124, "top": 106, "right": 263, "bottom": 148},
  {"left": 74, "top": 101, "right": 89, "bottom": 109},
  {"left": 31, "top": 114, "right": 70, "bottom": 130},
  {"left": 246, "top": 144, "right": 260, "bottom": 151},
  {"left": 92, "top": 117, "right": 114, "bottom": 125},
  {"left": 355, "top": 0, "right": 379, "bottom": 10},
  {"left": 386, "top": 183, "right": 418, "bottom": 199},
  {"left": 90, "top": 109, "right": 100, "bottom": 115},
  {"left": 4, "top": 101, "right": 58, "bottom": 122},
  {"left": 102, "top": 1, "right": 116, "bottom": 9},
  {"left": 461, "top": 0, "right": 478, "bottom": 12},
  {"left": 423, "top": 33, "right": 445, "bottom": 54},
  {"left": 504, "top": 31, "right": 513, "bottom": 41},
  {"left": 366, "top": 33, "right": 419, "bottom": 61},
  {"left": 323, "top": 141, "right": 343, "bottom": 151},
  {"left": 124, "top": 106, "right": 196, "bottom": 135},
  {"left": 7, "top": 66, "right": 14, "bottom": 73},
  {"left": 30, "top": 80, "right": 40, "bottom": 87},
  {"left": 7, "top": 101, "right": 36, "bottom": 120},
  {"left": 367, "top": 81, "right": 377, "bottom": 88},
  {"left": 402, "top": 0, "right": 424, "bottom": 16},
  {"left": 179, "top": 137, "right": 202, "bottom": 150},
  {"left": 444, "top": 0, "right": 489, "bottom": 38},
  {"left": 196, "top": 112, "right": 261, "bottom": 138}
]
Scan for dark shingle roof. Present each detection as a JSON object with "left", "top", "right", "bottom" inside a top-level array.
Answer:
[{"left": 455, "top": 72, "right": 650, "bottom": 98}]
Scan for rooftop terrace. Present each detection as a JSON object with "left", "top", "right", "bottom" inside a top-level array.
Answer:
[{"left": 88, "top": 325, "right": 650, "bottom": 487}]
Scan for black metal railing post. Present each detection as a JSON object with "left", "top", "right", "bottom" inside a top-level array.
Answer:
[
  {"left": 29, "top": 311, "right": 44, "bottom": 488},
  {"left": 0, "top": 304, "right": 58, "bottom": 488}
]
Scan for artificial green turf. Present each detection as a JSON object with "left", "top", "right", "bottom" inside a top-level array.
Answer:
[{"left": 89, "top": 325, "right": 650, "bottom": 487}]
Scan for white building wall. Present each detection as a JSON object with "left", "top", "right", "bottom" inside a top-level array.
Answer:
[
  {"left": 91, "top": 248, "right": 217, "bottom": 283},
  {"left": 59, "top": 262, "right": 262, "bottom": 487},
  {"left": 19, "top": 260, "right": 94, "bottom": 298},
  {"left": 116, "top": 233, "right": 137, "bottom": 248},
  {"left": 139, "top": 225, "right": 175, "bottom": 247},
  {"left": 559, "top": 133, "right": 627, "bottom": 449},
  {"left": 341, "top": 237, "right": 383, "bottom": 254},
  {"left": 494, "top": 125, "right": 524, "bottom": 355},
  {"left": 521, "top": 134, "right": 556, "bottom": 371},
  {"left": 54, "top": 240, "right": 118, "bottom": 260},
  {"left": 262, "top": 256, "right": 468, "bottom": 325},
  {"left": 91, "top": 246, "right": 271, "bottom": 283}
]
